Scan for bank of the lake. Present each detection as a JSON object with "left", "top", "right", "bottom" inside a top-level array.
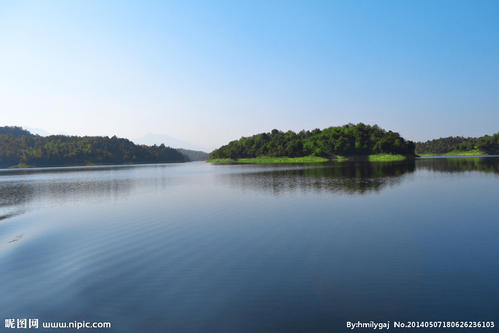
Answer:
[
  {"left": 207, "top": 156, "right": 328, "bottom": 164},
  {"left": 418, "top": 149, "right": 485, "bottom": 157},
  {"left": 208, "top": 154, "right": 409, "bottom": 164},
  {"left": 368, "top": 154, "right": 407, "bottom": 162}
]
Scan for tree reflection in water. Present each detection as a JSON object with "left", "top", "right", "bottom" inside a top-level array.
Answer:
[{"left": 221, "top": 156, "right": 499, "bottom": 195}]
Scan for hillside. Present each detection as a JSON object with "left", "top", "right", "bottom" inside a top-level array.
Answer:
[
  {"left": 0, "top": 126, "right": 188, "bottom": 168},
  {"left": 177, "top": 148, "right": 209, "bottom": 161},
  {"left": 416, "top": 133, "right": 499, "bottom": 155},
  {"left": 0, "top": 126, "right": 33, "bottom": 138},
  {"left": 210, "top": 123, "right": 415, "bottom": 162}
]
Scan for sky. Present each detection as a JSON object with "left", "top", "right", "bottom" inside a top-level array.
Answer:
[{"left": 1, "top": 0, "right": 498, "bottom": 150}]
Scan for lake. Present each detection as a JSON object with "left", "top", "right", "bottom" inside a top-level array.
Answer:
[{"left": 1, "top": 157, "right": 498, "bottom": 332}]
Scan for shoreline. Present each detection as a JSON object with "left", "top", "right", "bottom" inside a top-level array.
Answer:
[
  {"left": 208, "top": 153, "right": 496, "bottom": 164},
  {"left": 207, "top": 154, "right": 411, "bottom": 164},
  {"left": 417, "top": 149, "right": 484, "bottom": 157}
]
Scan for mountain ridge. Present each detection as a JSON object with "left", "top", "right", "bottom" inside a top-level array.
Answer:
[{"left": 0, "top": 126, "right": 204, "bottom": 168}]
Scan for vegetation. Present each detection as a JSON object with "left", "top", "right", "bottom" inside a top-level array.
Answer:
[
  {"left": 416, "top": 134, "right": 499, "bottom": 155},
  {"left": 210, "top": 123, "right": 415, "bottom": 162},
  {"left": 368, "top": 154, "right": 407, "bottom": 162},
  {"left": 418, "top": 149, "right": 483, "bottom": 157},
  {"left": 207, "top": 156, "right": 329, "bottom": 164},
  {"left": 208, "top": 154, "right": 407, "bottom": 164},
  {"left": 0, "top": 126, "right": 33, "bottom": 138},
  {"left": 0, "top": 126, "right": 188, "bottom": 168},
  {"left": 206, "top": 158, "right": 235, "bottom": 163}
]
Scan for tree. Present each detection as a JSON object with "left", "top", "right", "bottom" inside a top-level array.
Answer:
[{"left": 210, "top": 123, "right": 416, "bottom": 159}]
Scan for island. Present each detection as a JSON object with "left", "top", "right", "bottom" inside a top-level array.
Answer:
[
  {"left": 0, "top": 126, "right": 190, "bottom": 168},
  {"left": 208, "top": 123, "right": 416, "bottom": 163}
]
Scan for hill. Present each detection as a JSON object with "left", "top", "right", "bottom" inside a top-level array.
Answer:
[
  {"left": 416, "top": 133, "right": 499, "bottom": 155},
  {"left": 0, "top": 126, "right": 33, "bottom": 138},
  {"left": 209, "top": 123, "right": 415, "bottom": 162},
  {"left": 0, "top": 126, "right": 188, "bottom": 168},
  {"left": 177, "top": 149, "right": 209, "bottom": 161}
]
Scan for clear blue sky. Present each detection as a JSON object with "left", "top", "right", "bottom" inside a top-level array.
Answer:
[{"left": 1, "top": 0, "right": 498, "bottom": 150}]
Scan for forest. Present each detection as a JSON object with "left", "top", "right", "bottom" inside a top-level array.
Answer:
[
  {"left": 0, "top": 127, "right": 188, "bottom": 168},
  {"left": 416, "top": 134, "right": 499, "bottom": 155},
  {"left": 210, "top": 123, "right": 415, "bottom": 160}
]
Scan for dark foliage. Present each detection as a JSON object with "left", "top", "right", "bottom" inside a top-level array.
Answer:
[
  {"left": 210, "top": 123, "right": 415, "bottom": 159},
  {"left": 0, "top": 126, "right": 33, "bottom": 138},
  {"left": 0, "top": 127, "right": 187, "bottom": 168},
  {"left": 416, "top": 133, "right": 499, "bottom": 154}
]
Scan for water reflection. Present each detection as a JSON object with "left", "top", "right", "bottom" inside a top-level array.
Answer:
[
  {"left": 0, "top": 178, "right": 133, "bottom": 214},
  {"left": 0, "top": 210, "right": 25, "bottom": 222},
  {"left": 0, "top": 157, "right": 498, "bottom": 221},
  {"left": 221, "top": 161, "right": 416, "bottom": 195},
  {"left": 0, "top": 164, "right": 191, "bottom": 215},
  {"left": 417, "top": 156, "right": 499, "bottom": 174},
  {"left": 0, "top": 163, "right": 149, "bottom": 177}
]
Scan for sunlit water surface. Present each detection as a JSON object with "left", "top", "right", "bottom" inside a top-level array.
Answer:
[{"left": 1, "top": 158, "right": 498, "bottom": 332}]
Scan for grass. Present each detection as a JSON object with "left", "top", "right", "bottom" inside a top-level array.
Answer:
[
  {"left": 418, "top": 149, "right": 484, "bottom": 157},
  {"left": 368, "top": 154, "right": 407, "bottom": 162},
  {"left": 206, "top": 158, "right": 236, "bottom": 163},
  {"left": 335, "top": 155, "right": 349, "bottom": 162},
  {"left": 208, "top": 154, "right": 409, "bottom": 164},
  {"left": 207, "top": 156, "right": 328, "bottom": 164}
]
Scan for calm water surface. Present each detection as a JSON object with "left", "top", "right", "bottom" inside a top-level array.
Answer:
[{"left": 1, "top": 158, "right": 498, "bottom": 332}]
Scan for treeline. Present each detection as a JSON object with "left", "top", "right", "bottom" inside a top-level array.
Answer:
[
  {"left": 0, "top": 126, "right": 32, "bottom": 138},
  {"left": 210, "top": 123, "right": 415, "bottom": 159},
  {"left": 416, "top": 133, "right": 499, "bottom": 154},
  {"left": 0, "top": 127, "right": 188, "bottom": 168}
]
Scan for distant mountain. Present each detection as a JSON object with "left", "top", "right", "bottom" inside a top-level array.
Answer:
[
  {"left": 26, "top": 127, "right": 51, "bottom": 136},
  {"left": 0, "top": 126, "right": 188, "bottom": 168},
  {"left": 177, "top": 149, "right": 209, "bottom": 161},
  {"left": 134, "top": 133, "right": 209, "bottom": 152}
]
